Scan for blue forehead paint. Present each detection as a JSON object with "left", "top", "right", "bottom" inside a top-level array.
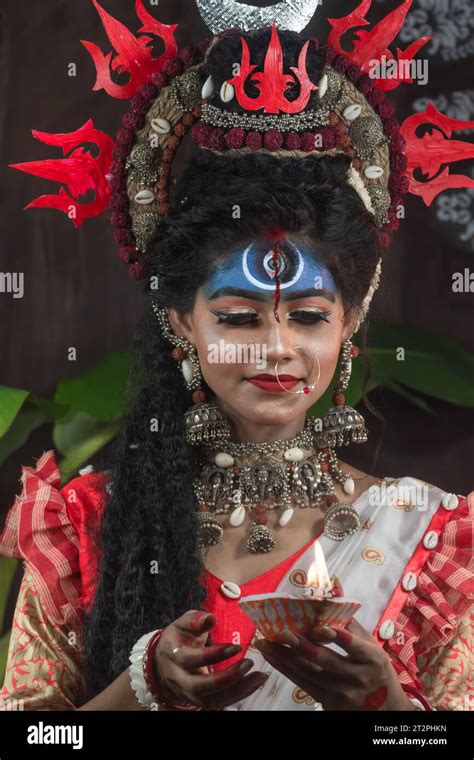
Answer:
[{"left": 202, "top": 238, "right": 338, "bottom": 299}]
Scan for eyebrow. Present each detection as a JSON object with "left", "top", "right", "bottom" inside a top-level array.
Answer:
[{"left": 208, "top": 286, "right": 336, "bottom": 303}]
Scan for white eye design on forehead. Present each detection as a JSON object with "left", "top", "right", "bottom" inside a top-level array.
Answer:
[
  {"left": 263, "top": 249, "right": 290, "bottom": 279},
  {"left": 242, "top": 243, "right": 304, "bottom": 290}
]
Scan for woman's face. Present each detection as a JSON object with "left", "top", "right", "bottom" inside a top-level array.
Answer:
[{"left": 167, "top": 236, "right": 357, "bottom": 431}]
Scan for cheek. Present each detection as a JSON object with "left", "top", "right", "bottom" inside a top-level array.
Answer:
[
  {"left": 306, "top": 324, "right": 344, "bottom": 378},
  {"left": 193, "top": 321, "right": 240, "bottom": 389}
]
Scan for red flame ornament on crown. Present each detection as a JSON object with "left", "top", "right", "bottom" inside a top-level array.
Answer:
[
  {"left": 9, "top": 119, "right": 114, "bottom": 227},
  {"left": 227, "top": 23, "right": 318, "bottom": 114},
  {"left": 327, "top": 0, "right": 431, "bottom": 90},
  {"left": 81, "top": 0, "right": 178, "bottom": 99},
  {"left": 401, "top": 103, "right": 474, "bottom": 206}
]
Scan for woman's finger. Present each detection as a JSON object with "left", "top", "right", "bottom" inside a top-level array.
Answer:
[
  {"left": 168, "top": 641, "right": 242, "bottom": 670},
  {"left": 179, "top": 657, "right": 257, "bottom": 699},
  {"left": 175, "top": 610, "right": 216, "bottom": 637},
  {"left": 346, "top": 618, "right": 375, "bottom": 642},
  {"left": 256, "top": 636, "right": 348, "bottom": 677},
  {"left": 205, "top": 672, "right": 271, "bottom": 710},
  {"left": 177, "top": 659, "right": 269, "bottom": 706},
  {"left": 328, "top": 626, "right": 375, "bottom": 662},
  {"left": 253, "top": 647, "right": 335, "bottom": 704}
]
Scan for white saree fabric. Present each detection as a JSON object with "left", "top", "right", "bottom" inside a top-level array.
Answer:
[{"left": 222, "top": 476, "right": 449, "bottom": 711}]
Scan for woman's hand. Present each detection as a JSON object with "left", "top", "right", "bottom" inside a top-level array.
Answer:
[
  {"left": 253, "top": 619, "right": 415, "bottom": 711},
  {"left": 154, "top": 610, "right": 269, "bottom": 710}
]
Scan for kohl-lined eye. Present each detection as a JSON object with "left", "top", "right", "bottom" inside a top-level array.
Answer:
[
  {"left": 208, "top": 307, "right": 259, "bottom": 325},
  {"left": 208, "top": 307, "right": 331, "bottom": 326},
  {"left": 288, "top": 309, "right": 332, "bottom": 324}
]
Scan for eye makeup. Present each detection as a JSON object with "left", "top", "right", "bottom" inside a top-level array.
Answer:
[{"left": 208, "top": 306, "right": 332, "bottom": 325}]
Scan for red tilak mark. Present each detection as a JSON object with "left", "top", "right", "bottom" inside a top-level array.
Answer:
[
  {"left": 272, "top": 242, "right": 281, "bottom": 322},
  {"left": 265, "top": 226, "right": 287, "bottom": 241},
  {"left": 363, "top": 686, "right": 388, "bottom": 711}
]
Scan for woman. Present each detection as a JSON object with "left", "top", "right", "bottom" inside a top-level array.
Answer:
[{"left": 1, "top": 11, "right": 472, "bottom": 712}]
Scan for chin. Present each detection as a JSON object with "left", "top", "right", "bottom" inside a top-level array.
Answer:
[{"left": 234, "top": 398, "right": 305, "bottom": 424}]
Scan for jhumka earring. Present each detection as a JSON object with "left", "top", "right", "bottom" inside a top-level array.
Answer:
[
  {"left": 320, "top": 338, "right": 367, "bottom": 447},
  {"left": 317, "top": 338, "right": 367, "bottom": 540},
  {"left": 151, "top": 301, "right": 232, "bottom": 446}
]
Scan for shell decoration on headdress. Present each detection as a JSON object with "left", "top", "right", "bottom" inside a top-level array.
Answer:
[{"left": 10, "top": 0, "right": 474, "bottom": 332}]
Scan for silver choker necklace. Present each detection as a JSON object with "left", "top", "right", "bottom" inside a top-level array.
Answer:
[{"left": 193, "top": 419, "right": 363, "bottom": 553}]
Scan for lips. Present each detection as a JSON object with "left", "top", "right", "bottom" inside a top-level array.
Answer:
[{"left": 246, "top": 373, "right": 301, "bottom": 394}]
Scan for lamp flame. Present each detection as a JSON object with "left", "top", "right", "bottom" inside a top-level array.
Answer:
[{"left": 306, "top": 540, "right": 332, "bottom": 589}]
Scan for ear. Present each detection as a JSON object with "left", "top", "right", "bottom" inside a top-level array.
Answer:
[
  {"left": 166, "top": 307, "right": 196, "bottom": 345},
  {"left": 341, "top": 306, "right": 360, "bottom": 343}
]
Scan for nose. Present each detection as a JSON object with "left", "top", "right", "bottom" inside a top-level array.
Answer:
[{"left": 262, "top": 314, "right": 302, "bottom": 366}]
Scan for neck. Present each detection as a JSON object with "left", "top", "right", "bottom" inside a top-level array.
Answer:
[{"left": 214, "top": 399, "right": 307, "bottom": 443}]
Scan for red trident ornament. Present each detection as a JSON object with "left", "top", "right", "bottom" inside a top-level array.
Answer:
[
  {"left": 227, "top": 23, "right": 318, "bottom": 114},
  {"left": 401, "top": 103, "right": 474, "bottom": 206},
  {"left": 328, "top": 0, "right": 431, "bottom": 91},
  {"left": 81, "top": 0, "right": 178, "bottom": 99},
  {"left": 10, "top": 119, "right": 115, "bottom": 227}
]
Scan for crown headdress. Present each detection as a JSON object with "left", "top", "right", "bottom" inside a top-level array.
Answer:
[{"left": 10, "top": 0, "right": 474, "bottom": 332}]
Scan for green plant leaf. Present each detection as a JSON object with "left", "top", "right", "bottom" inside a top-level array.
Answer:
[
  {"left": 28, "top": 394, "right": 69, "bottom": 421},
  {"left": 0, "top": 557, "right": 18, "bottom": 629},
  {"left": 0, "top": 408, "right": 49, "bottom": 467},
  {"left": 0, "top": 631, "right": 12, "bottom": 688},
  {"left": 54, "top": 351, "right": 132, "bottom": 422},
  {"left": 383, "top": 379, "right": 435, "bottom": 414},
  {"left": 0, "top": 387, "right": 29, "bottom": 438},
  {"left": 368, "top": 323, "right": 474, "bottom": 407},
  {"left": 53, "top": 412, "right": 120, "bottom": 484}
]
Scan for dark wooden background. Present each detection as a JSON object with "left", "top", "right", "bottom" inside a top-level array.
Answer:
[{"left": 1, "top": 0, "right": 473, "bottom": 521}]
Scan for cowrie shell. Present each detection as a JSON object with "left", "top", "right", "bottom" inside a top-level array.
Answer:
[
  {"left": 423, "top": 531, "right": 438, "bottom": 550},
  {"left": 220, "top": 81, "right": 234, "bottom": 103},
  {"left": 215, "top": 452, "right": 234, "bottom": 468},
  {"left": 343, "top": 104, "right": 362, "bottom": 121},
  {"left": 402, "top": 572, "right": 417, "bottom": 591},
  {"left": 181, "top": 358, "right": 194, "bottom": 384},
  {"left": 230, "top": 506, "right": 245, "bottom": 527},
  {"left": 441, "top": 492, "right": 458, "bottom": 510},
  {"left": 379, "top": 620, "right": 395, "bottom": 640},
  {"left": 317, "top": 73, "right": 328, "bottom": 99},
  {"left": 220, "top": 581, "right": 241, "bottom": 599},
  {"left": 151, "top": 117, "right": 170, "bottom": 134},
  {"left": 201, "top": 75, "right": 214, "bottom": 99},
  {"left": 364, "top": 165, "right": 384, "bottom": 179},
  {"left": 343, "top": 477, "right": 355, "bottom": 495},
  {"left": 279, "top": 508, "right": 294, "bottom": 527},
  {"left": 284, "top": 446, "right": 304, "bottom": 462},
  {"left": 134, "top": 189, "right": 155, "bottom": 205}
]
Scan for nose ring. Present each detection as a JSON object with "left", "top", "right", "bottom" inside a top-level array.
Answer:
[{"left": 274, "top": 346, "right": 320, "bottom": 395}]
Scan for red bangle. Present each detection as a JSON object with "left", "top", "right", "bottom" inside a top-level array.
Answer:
[
  {"left": 401, "top": 683, "right": 433, "bottom": 711},
  {"left": 143, "top": 629, "right": 202, "bottom": 711}
]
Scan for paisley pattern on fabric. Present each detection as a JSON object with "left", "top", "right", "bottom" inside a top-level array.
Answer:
[
  {"left": 417, "top": 609, "right": 473, "bottom": 711},
  {"left": 0, "top": 569, "right": 85, "bottom": 711}
]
